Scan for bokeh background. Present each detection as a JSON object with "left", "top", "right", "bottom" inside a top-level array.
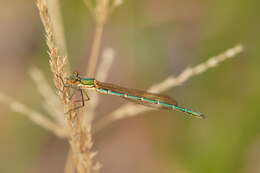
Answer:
[{"left": 0, "top": 0, "right": 259, "bottom": 173}]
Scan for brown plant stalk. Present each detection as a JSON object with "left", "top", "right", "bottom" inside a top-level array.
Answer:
[
  {"left": 85, "top": 0, "right": 110, "bottom": 77},
  {"left": 36, "top": 0, "right": 100, "bottom": 173}
]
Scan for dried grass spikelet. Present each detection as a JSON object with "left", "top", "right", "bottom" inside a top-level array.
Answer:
[
  {"left": 0, "top": 93, "right": 67, "bottom": 138},
  {"left": 36, "top": 0, "right": 69, "bottom": 102},
  {"left": 36, "top": 0, "right": 100, "bottom": 172},
  {"left": 94, "top": 44, "right": 244, "bottom": 133}
]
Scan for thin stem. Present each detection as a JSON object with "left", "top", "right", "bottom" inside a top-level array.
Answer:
[
  {"left": 0, "top": 93, "right": 68, "bottom": 138},
  {"left": 46, "top": 0, "right": 68, "bottom": 56},
  {"left": 85, "top": 0, "right": 109, "bottom": 77},
  {"left": 84, "top": 48, "right": 115, "bottom": 124},
  {"left": 64, "top": 149, "right": 75, "bottom": 173},
  {"left": 29, "top": 66, "right": 64, "bottom": 125},
  {"left": 86, "top": 23, "right": 105, "bottom": 77},
  {"left": 93, "top": 44, "right": 244, "bottom": 133},
  {"left": 36, "top": 0, "right": 100, "bottom": 172}
]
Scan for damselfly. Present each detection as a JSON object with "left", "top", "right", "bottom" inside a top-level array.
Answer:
[{"left": 63, "top": 72, "right": 205, "bottom": 119}]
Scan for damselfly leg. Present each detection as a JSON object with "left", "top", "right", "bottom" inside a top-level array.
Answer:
[
  {"left": 55, "top": 74, "right": 91, "bottom": 113},
  {"left": 65, "top": 89, "right": 90, "bottom": 114}
]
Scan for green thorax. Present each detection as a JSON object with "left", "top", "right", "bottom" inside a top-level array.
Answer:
[{"left": 80, "top": 78, "right": 95, "bottom": 87}]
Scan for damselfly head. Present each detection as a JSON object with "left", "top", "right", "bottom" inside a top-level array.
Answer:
[{"left": 66, "top": 71, "right": 81, "bottom": 85}]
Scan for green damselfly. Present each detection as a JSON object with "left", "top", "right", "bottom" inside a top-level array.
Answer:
[{"left": 63, "top": 72, "right": 205, "bottom": 119}]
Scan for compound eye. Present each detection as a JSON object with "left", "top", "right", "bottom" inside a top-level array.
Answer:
[{"left": 73, "top": 71, "right": 79, "bottom": 76}]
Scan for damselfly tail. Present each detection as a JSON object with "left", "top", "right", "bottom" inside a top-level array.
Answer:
[{"left": 174, "top": 106, "right": 206, "bottom": 119}]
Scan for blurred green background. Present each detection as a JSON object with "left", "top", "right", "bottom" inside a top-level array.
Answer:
[{"left": 0, "top": 0, "right": 259, "bottom": 173}]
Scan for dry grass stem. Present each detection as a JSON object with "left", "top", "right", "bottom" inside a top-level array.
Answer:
[
  {"left": 110, "top": 0, "right": 124, "bottom": 12},
  {"left": 86, "top": 24, "right": 104, "bottom": 77},
  {"left": 84, "top": 0, "right": 95, "bottom": 15},
  {"left": 64, "top": 149, "right": 76, "bottom": 173},
  {"left": 46, "top": 0, "right": 68, "bottom": 56},
  {"left": 69, "top": 126, "right": 102, "bottom": 173},
  {"left": 86, "top": 0, "right": 110, "bottom": 77},
  {"left": 94, "top": 44, "right": 244, "bottom": 133},
  {"left": 36, "top": 0, "right": 99, "bottom": 172},
  {"left": 147, "top": 44, "right": 244, "bottom": 92},
  {"left": 84, "top": 48, "right": 115, "bottom": 124},
  {"left": 66, "top": 48, "right": 115, "bottom": 172},
  {"left": 0, "top": 93, "right": 68, "bottom": 138},
  {"left": 84, "top": 0, "right": 123, "bottom": 77},
  {"left": 113, "top": 0, "right": 124, "bottom": 7},
  {"left": 36, "top": 0, "right": 69, "bottom": 97},
  {"left": 29, "top": 66, "right": 64, "bottom": 125},
  {"left": 96, "top": 48, "right": 115, "bottom": 81}
]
